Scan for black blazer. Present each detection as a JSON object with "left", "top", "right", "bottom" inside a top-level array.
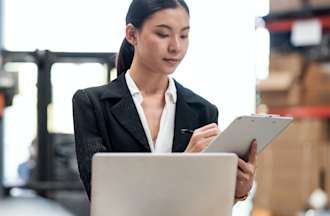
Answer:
[{"left": 72, "top": 73, "right": 219, "bottom": 198}]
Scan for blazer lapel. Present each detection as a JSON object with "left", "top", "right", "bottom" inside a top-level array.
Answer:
[
  {"left": 101, "top": 74, "right": 150, "bottom": 151},
  {"left": 101, "top": 75, "right": 200, "bottom": 152},
  {"left": 172, "top": 82, "right": 199, "bottom": 152}
]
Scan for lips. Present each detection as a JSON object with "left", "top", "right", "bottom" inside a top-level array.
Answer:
[{"left": 163, "top": 58, "right": 180, "bottom": 65}]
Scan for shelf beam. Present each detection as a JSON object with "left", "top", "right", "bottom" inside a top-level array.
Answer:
[
  {"left": 268, "top": 105, "right": 330, "bottom": 118},
  {"left": 266, "top": 15, "right": 330, "bottom": 32}
]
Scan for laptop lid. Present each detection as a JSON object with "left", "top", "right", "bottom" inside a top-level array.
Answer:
[{"left": 91, "top": 153, "right": 238, "bottom": 216}]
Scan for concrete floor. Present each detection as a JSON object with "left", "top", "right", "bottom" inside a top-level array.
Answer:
[
  {"left": 0, "top": 188, "right": 90, "bottom": 216},
  {"left": 0, "top": 196, "right": 74, "bottom": 216}
]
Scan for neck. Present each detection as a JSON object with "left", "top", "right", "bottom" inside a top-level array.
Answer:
[{"left": 129, "top": 58, "right": 169, "bottom": 96}]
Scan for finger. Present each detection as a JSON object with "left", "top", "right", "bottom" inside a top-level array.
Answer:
[
  {"left": 238, "top": 158, "right": 248, "bottom": 172},
  {"left": 195, "top": 123, "right": 218, "bottom": 132},
  {"left": 248, "top": 139, "right": 257, "bottom": 165},
  {"left": 194, "top": 127, "right": 220, "bottom": 139},
  {"left": 188, "top": 136, "right": 215, "bottom": 152},
  {"left": 196, "top": 136, "right": 217, "bottom": 150},
  {"left": 237, "top": 170, "right": 249, "bottom": 182},
  {"left": 238, "top": 158, "right": 253, "bottom": 176}
]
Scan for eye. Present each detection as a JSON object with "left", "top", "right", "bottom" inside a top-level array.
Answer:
[
  {"left": 181, "top": 35, "right": 189, "bottom": 39},
  {"left": 156, "top": 32, "right": 170, "bottom": 38}
]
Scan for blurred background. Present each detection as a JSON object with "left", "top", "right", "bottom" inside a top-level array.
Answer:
[{"left": 0, "top": 0, "right": 329, "bottom": 216}]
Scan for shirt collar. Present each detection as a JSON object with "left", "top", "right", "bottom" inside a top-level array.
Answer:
[
  {"left": 166, "top": 76, "right": 177, "bottom": 104},
  {"left": 125, "top": 70, "right": 140, "bottom": 97},
  {"left": 125, "top": 70, "right": 177, "bottom": 104}
]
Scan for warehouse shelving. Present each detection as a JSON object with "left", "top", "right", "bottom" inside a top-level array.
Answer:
[
  {"left": 264, "top": 7, "right": 330, "bottom": 33},
  {"left": 268, "top": 105, "right": 330, "bottom": 118}
]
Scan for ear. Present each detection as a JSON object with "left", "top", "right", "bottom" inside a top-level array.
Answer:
[{"left": 125, "top": 24, "right": 138, "bottom": 46}]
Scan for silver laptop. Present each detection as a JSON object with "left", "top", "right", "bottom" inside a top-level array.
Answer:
[{"left": 91, "top": 153, "right": 238, "bottom": 216}]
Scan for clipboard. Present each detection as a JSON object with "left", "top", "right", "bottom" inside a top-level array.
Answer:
[{"left": 203, "top": 115, "right": 293, "bottom": 157}]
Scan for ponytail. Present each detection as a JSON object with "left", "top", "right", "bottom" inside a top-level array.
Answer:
[{"left": 116, "top": 38, "right": 134, "bottom": 76}]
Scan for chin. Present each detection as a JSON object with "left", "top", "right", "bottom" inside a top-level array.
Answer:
[
  {"left": 160, "top": 69, "right": 175, "bottom": 76},
  {"left": 162, "top": 65, "right": 179, "bottom": 75}
]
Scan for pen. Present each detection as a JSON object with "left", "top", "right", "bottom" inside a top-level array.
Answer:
[{"left": 181, "top": 129, "right": 194, "bottom": 135}]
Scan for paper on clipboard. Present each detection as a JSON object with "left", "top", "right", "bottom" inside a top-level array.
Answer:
[{"left": 203, "top": 115, "right": 293, "bottom": 157}]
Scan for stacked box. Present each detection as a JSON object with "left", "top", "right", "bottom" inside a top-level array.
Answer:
[
  {"left": 303, "top": 63, "right": 330, "bottom": 105},
  {"left": 322, "top": 128, "right": 330, "bottom": 196},
  {"left": 268, "top": 52, "right": 304, "bottom": 76},
  {"left": 258, "top": 53, "right": 304, "bottom": 107},
  {"left": 270, "top": 0, "right": 303, "bottom": 13},
  {"left": 254, "top": 119, "right": 330, "bottom": 216},
  {"left": 258, "top": 81, "right": 302, "bottom": 107},
  {"left": 309, "top": 0, "right": 330, "bottom": 8}
]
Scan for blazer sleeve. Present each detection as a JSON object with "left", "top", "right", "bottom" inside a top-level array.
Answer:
[
  {"left": 206, "top": 104, "right": 219, "bottom": 125},
  {"left": 72, "top": 89, "right": 108, "bottom": 199},
  {"left": 211, "top": 105, "right": 219, "bottom": 125}
]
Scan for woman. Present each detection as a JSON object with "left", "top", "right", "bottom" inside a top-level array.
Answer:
[{"left": 73, "top": 0, "right": 256, "bottom": 202}]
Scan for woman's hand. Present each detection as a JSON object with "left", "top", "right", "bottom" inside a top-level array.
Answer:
[
  {"left": 184, "top": 123, "right": 220, "bottom": 153},
  {"left": 235, "top": 139, "right": 257, "bottom": 200}
]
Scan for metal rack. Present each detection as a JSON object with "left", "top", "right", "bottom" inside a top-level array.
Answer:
[
  {"left": 265, "top": 7, "right": 330, "bottom": 24},
  {"left": 264, "top": 6, "right": 330, "bottom": 61},
  {"left": 0, "top": 0, "right": 4, "bottom": 198},
  {"left": 0, "top": 50, "right": 116, "bottom": 196}
]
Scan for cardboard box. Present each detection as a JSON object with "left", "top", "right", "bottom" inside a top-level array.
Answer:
[
  {"left": 270, "top": 0, "right": 303, "bottom": 13},
  {"left": 303, "top": 63, "right": 330, "bottom": 105},
  {"left": 304, "top": 63, "right": 330, "bottom": 89},
  {"left": 323, "top": 143, "right": 330, "bottom": 195},
  {"left": 274, "top": 119, "right": 329, "bottom": 144},
  {"left": 256, "top": 144, "right": 322, "bottom": 216},
  {"left": 309, "top": 0, "right": 330, "bottom": 8},
  {"left": 258, "top": 52, "right": 305, "bottom": 107},
  {"left": 269, "top": 52, "right": 304, "bottom": 77},
  {"left": 259, "top": 81, "right": 301, "bottom": 107},
  {"left": 254, "top": 119, "right": 330, "bottom": 216}
]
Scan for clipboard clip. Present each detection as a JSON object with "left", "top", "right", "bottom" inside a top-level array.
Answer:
[{"left": 251, "top": 114, "right": 280, "bottom": 118}]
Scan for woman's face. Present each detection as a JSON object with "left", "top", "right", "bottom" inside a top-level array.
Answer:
[{"left": 131, "top": 6, "right": 190, "bottom": 75}]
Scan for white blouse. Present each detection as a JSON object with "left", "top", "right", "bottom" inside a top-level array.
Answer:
[{"left": 125, "top": 71, "right": 177, "bottom": 153}]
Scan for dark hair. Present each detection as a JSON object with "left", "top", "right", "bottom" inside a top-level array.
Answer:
[{"left": 116, "top": 0, "right": 190, "bottom": 75}]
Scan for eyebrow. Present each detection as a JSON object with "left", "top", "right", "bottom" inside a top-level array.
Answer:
[{"left": 155, "top": 24, "right": 190, "bottom": 31}]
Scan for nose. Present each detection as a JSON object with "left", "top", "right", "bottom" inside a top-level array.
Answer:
[{"left": 168, "top": 36, "right": 181, "bottom": 53}]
